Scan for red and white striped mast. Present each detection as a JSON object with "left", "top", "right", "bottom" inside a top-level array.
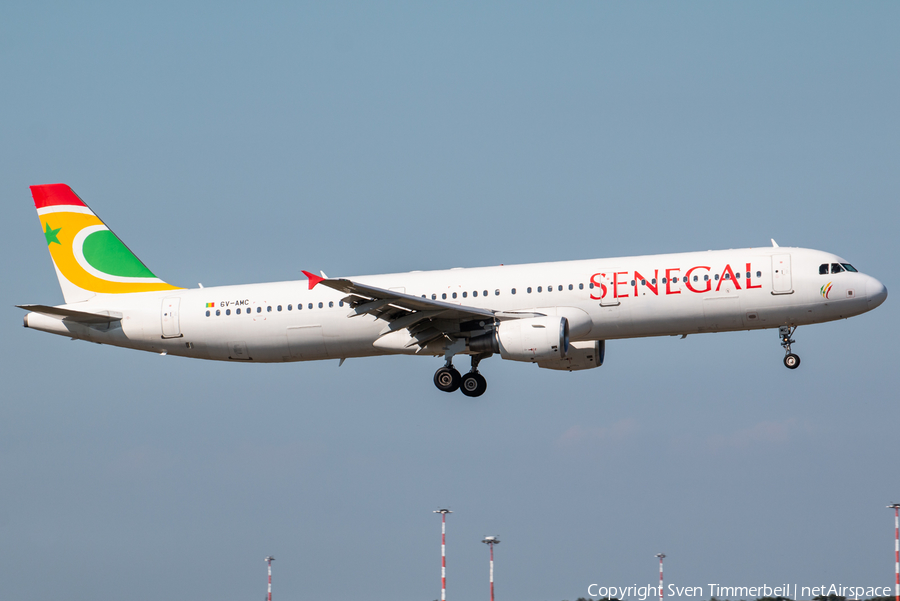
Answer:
[
  {"left": 482, "top": 536, "right": 500, "bottom": 601},
  {"left": 655, "top": 553, "right": 666, "bottom": 601},
  {"left": 265, "top": 556, "right": 275, "bottom": 601},
  {"left": 435, "top": 509, "right": 452, "bottom": 601},
  {"left": 889, "top": 505, "right": 900, "bottom": 601}
]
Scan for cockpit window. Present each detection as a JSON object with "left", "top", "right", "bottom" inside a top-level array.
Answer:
[
  {"left": 819, "top": 264, "right": 829, "bottom": 275},
  {"left": 831, "top": 263, "right": 844, "bottom": 274},
  {"left": 841, "top": 263, "right": 858, "bottom": 272}
]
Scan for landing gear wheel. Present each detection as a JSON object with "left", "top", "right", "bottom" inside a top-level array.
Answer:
[
  {"left": 779, "top": 326, "right": 801, "bottom": 370},
  {"left": 434, "top": 366, "right": 461, "bottom": 392},
  {"left": 460, "top": 372, "right": 487, "bottom": 397},
  {"left": 783, "top": 353, "right": 801, "bottom": 369}
]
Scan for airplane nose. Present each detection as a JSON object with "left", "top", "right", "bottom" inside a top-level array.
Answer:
[{"left": 866, "top": 277, "right": 888, "bottom": 308}]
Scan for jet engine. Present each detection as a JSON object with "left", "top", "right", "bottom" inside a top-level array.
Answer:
[{"left": 469, "top": 316, "right": 569, "bottom": 362}]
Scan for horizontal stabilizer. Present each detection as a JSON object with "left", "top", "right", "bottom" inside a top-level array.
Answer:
[{"left": 17, "top": 304, "right": 122, "bottom": 324}]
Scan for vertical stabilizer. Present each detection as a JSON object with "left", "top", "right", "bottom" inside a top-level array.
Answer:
[{"left": 31, "top": 184, "right": 181, "bottom": 303}]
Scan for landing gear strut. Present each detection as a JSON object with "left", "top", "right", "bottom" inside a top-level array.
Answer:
[
  {"left": 460, "top": 354, "right": 488, "bottom": 398},
  {"left": 780, "top": 326, "right": 801, "bottom": 369}
]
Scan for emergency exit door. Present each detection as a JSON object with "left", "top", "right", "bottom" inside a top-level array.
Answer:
[{"left": 161, "top": 297, "right": 182, "bottom": 338}]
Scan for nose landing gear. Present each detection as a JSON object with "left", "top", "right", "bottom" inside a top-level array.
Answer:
[{"left": 780, "top": 326, "right": 801, "bottom": 369}]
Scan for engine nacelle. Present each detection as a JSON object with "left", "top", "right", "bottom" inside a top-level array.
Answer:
[
  {"left": 537, "top": 340, "right": 605, "bottom": 371},
  {"left": 469, "top": 316, "right": 569, "bottom": 362}
]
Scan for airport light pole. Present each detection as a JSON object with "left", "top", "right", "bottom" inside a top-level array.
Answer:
[
  {"left": 265, "top": 556, "right": 275, "bottom": 601},
  {"left": 656, "top": 553, "right": 666, "bottom": 601},
  {"left": 435, "top": 509, "right": 452, "bottom": 601},
  {"left": 889, "top": 505, "right": 900, "bottom": 601},
  {"left": 482, "top": 536, "right": 500, "bottom": 601}
]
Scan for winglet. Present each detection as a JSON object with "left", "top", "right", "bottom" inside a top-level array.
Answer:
[
  {"left": 302, "top": 270, "right": 325, "bottom": 290},
  {"left": 771, "top": 238, "right": 779, "bottom": 248}
]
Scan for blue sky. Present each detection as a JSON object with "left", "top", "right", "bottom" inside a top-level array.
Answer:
[{"left": 1, "top": 3, "right": 898, "bottom": 600}]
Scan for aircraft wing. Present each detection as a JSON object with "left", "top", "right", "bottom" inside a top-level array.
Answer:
[
  {"left": 302, "top": 271, "right": 542, "bottom": 351},
  {"left": 303, "top": 271, "right": 495, "bottom": 321}
]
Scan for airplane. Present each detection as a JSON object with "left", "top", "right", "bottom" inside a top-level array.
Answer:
[{"left": 20, "top": 184, "right": 888, "bottom": 397}]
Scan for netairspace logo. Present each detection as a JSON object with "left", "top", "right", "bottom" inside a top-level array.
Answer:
[{"left": 586, "top": 583, "right": 893, "bottom": 600}]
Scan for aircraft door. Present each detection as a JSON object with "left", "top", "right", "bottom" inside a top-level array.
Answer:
[
  {"left": 595, "top": 271, "right": 620, "bottom": 306},
  {"left": 771, "top": 254, "right": 793, "bottom": 294},
  {"left": 161, "top": 297, "right": 182, "bottom": 338}
]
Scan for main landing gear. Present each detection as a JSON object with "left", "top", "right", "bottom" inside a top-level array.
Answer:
[
  {"left": 780, "top": 326, "right": 800, "bottom": 369},
  {"left": 434, "top": 355, "right": 488, "bottom": 397}
]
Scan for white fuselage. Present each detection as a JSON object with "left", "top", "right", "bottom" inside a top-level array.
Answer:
[{"left": 23, "top": 246, "right": 887, "bottom": 364}]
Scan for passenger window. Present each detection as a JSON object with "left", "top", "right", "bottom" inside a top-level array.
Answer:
[
  {"left": 308, "top": 303, "right": 313, "bottom": 309},
  {"left": 484, "top": 290, "right": 488, "bottom": 297},
  {"left": 588, "top": 283, "right": 593, "bottom": 289},
  {"left": 511, "top": 288, "right": 516, "bottom": 295},
  {"left": 473, "top": 291, "right": 477, "bottom": 297},
  {"left": 318, "top": 302, "right": 323, "bottom": 308},
  {"left": 715, "top": 274, "right": 720, "bottom": 280},
  {"left": 442, "top": 293, "right": 447, "bottom": 300},
  {"left": 462, "top": 292, "right": 467, "bottom": 298},
  {"left": 630, "top": 280, "right": 635, "bottom": 286},
  {"left": 651, "top": 279, "right": 656, "bottom": 285},
  {"left": 339, "top": 301, "right": 344, "bottom": 307},
  {"left": 819, "top": 264, "right": 829, "bottom": 275},
  {"left": 329, "top": 301, "right": 333, "bottom": 308},
  {"left": 580, "top": 283, "right": 584, "bottom": 290},
  {"left": 226, "top": 309, "right": 231, "bottom": 315},
  {"left": 205, "top": 310, "right": 210, "bottom": 317},
  {"left": 547, "top": 286, "right": 551, "bottom": 292},
  {"left": 640, "top": 279, "right": 646, "bottom": 285},
  {"left": 257, "top": 307, "right": 262, "bottom": 313},
  {"left": 236, "top": 308, "right": 241, "bottom": 314},
  {"left": 661, "top": 278, "right": 666, "bottom": 284},
  {"left": 831, "top": 263, "right": 844, "bottom": 274},
  {"left": 277, "top": 305, "right": 282, "bottom": 311},
  {"left": 537, "top": 286, "right": 542, "bottom": 292},
  {"left": 756, "top": 271, "right": 761, "bottom": 277},
  {"left": 298, "top": 303, "right": 302, "bottom": 310},
  {"left": 452, "top": 292, "right": 457, "bottom": 299},
  {"left": 724, "top": 274, "right": 730, "bottom": 280},
  {"left": 216, "top": 309, "right": 221, "bottom": 316},
  {"left": 527, "top": 287, "right": 532, "bottom": 293},
  {"left": 432, "top": 294, "right": 437, "bottom": 300},
  {"left": 287, "top": 305, "right": 292, "bottom": 311},
  {"left": 494, "top": 290, "right": 499, "bottom": 296},
  {"left": 267, "top": 306, "right": 272, "bottom": 312},
  {"left": 568, "top": 284, "right": 573, "bottom": 290}
]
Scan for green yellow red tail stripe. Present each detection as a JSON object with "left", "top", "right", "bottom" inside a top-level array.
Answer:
[{"left": 32, "top": 184, "right": 182, "bottom": 297}]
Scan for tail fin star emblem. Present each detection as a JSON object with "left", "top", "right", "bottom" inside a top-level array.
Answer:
[{"left": 44, "top": 222, "right": 61, "bottom": 245}]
